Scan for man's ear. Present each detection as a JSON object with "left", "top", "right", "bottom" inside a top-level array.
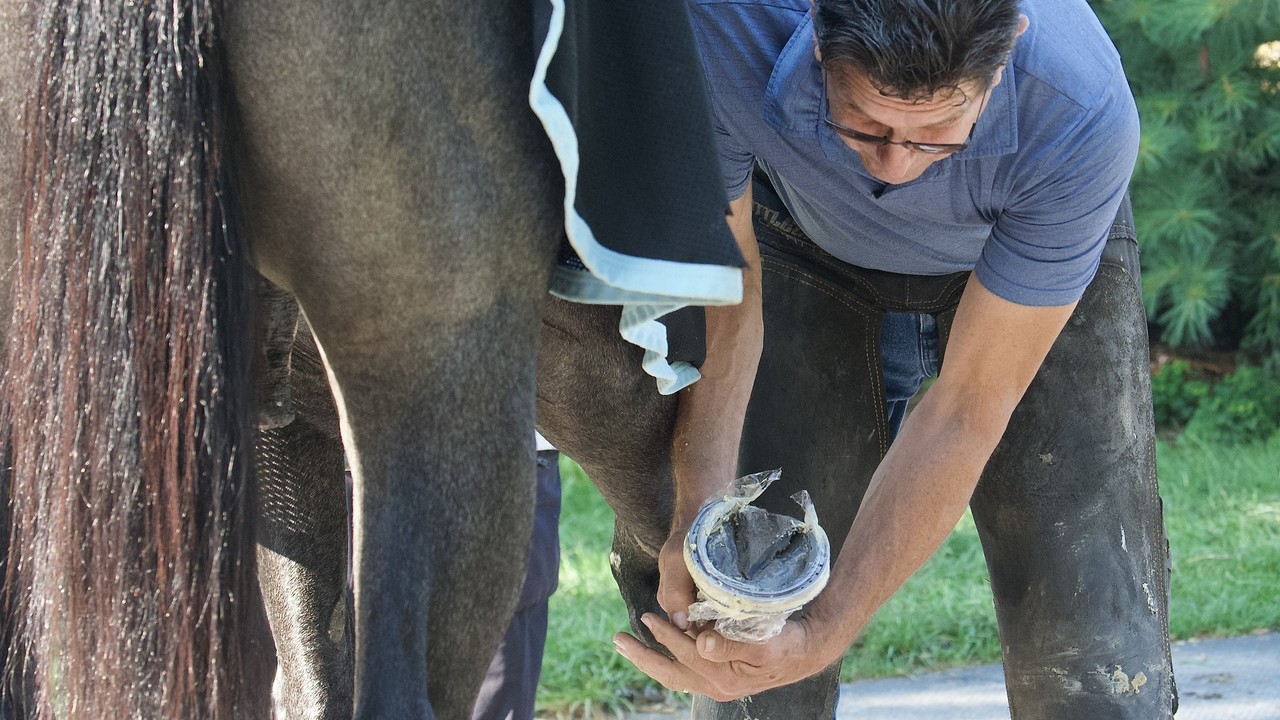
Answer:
[{"left": 1015, "top": 13, "right": 1030, "bottom": 38}]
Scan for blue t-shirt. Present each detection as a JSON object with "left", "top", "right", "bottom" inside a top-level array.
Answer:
[{"left": 687, "top": 0, "right": 1139, "bottom": 306}]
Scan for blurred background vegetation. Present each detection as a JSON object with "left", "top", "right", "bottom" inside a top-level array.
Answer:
[
  {"left": 1089, "top": 0, "right": 1280, "bottom": 441},
  {"left": 1088, "top": 0, "right": 1280, "bottom": 366},
  {"left": 535, "top": 4, "right": 1280, "bottom": 717}
]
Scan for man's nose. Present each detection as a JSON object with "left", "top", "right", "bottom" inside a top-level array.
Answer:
[{"left": 875, "top": 144, "right": 916, "bottom": 183}]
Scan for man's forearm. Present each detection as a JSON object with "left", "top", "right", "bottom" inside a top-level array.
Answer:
[
  {"left": 670, "top": 314, "right": 761, "bottom": 526},
  {"left": 800, "top": 277, "right": 1075, "bottom": 665},
  {"left": 670, "top": 191, "right": 764, "bottom": 529},
  {"left": 802, "top": 384, "right": 1008, "bottom": 663}
]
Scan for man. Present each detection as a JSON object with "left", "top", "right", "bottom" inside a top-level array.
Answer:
[{"left": 598, "top": 0, "right": 1176, "bottom": 718}]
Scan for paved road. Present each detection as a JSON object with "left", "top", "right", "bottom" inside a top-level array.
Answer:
[{"left": 622, "top": 632, "right": 1279, "bottom": 720}]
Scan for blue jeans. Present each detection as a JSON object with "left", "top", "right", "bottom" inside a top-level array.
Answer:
[{"left": 881, "top": 311, "right": 941, "bottom": 438}]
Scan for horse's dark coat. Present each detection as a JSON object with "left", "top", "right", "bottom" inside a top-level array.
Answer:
[
  {"left": 0, "top": 0, "right": 1176, "bottom": 717},
  {"left": 0, "top": 0, "right": 564, "bottom": 717}
]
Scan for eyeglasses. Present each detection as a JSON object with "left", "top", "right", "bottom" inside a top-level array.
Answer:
[{"left": 822, "top": 75, "right": 989, "bottom": 156}]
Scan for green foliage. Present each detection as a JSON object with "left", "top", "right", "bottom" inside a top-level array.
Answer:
[
  {"left": 1184, "top": 364, "right": 1280, "bottom": 443},
  {"left": 1090, "top": 0, "right": 1280, "bottom": 359},
  {"left": 1151, "top": 360, "right": 1280, "bottom": 442},
  {"left": 1150, "top": 359, "right": 1213, "bottom": 429},
  {"left": 1243, "top": 202, "right": 1280, "bottom": 360}
]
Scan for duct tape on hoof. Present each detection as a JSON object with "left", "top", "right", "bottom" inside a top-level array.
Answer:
[{"left": 683, "top": 469, "right": 830, "bottom": 643}]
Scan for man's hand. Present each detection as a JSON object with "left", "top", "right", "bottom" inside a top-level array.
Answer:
[
  {"left": 613, "top": 613, "right": 833, "bottom": 702},
  {"left": 656, "top": 524, "right": 697, "bottom": 631}
]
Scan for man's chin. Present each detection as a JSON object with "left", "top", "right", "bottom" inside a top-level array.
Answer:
[{"left": 865, "top": 167, "right": 925, "bottom": 185}]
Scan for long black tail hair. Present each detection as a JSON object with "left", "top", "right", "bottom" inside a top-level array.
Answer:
[{"left": 4, "top": 0, "right": 254, "bottom": 716}]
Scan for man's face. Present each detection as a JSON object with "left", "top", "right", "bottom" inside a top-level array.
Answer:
[{"left": 824, "top": 70, "right": 990, "bottom": 185}]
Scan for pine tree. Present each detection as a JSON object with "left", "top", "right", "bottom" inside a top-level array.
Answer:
[{"left": 1089, "top": 0, "right": 1280, "bottom": 363}]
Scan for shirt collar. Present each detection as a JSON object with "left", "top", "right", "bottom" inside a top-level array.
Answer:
[{"left": 763, "top": 14, "right": 1020, "bottom": 161}]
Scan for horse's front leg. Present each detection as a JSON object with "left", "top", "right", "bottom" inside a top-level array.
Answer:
[
  {"left": 226, "top": 0, "right": 561, "bottom": 711},
  {"left": 536, "top": 297, "right": 679, "bottom": 641}
]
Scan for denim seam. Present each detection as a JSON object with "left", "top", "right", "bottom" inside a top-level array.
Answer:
[
  {"left": 915, "top": 314, "right": 930, "bottom": 379},
  {"left": 1107, "top": 221, "right": 1136, "bottom": 241},
  {"left": 1099, "top": 235, "right": 1143, "bottom": 297},
  {"left": 837, "top": 270, "right": 969, "bottom": 312},
  {"left": 762, "top": 257, "right": 889, "bottom": 457},
  {"left": 761, "top": 238, "right": 969, "bottom": 312},
  {"left": 753, "top": 204, "right": 970, "bottom": 311}
]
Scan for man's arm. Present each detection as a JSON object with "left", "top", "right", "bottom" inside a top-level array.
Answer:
[
  {"left": 616, "top": 272, "right": 1076, "bottom": 700},
  {"left": 797, "top": 275, "right": 1077, "bottom": 663},
  {"left": 655, "top": 185, "right": 765, "bottom": 630}
]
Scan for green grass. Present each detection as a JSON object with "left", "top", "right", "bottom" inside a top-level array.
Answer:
[
  {"left": 537, "top": 459, "right": 658, "bottom": 719},
  {"left": 836, "top": 508, "right": 1000, "bottom": 680},
  {"left": 1161, "top": 435, "right": 1280, "bottom": 637},
  {"left": 536, "top": 437, "right": 1280, "bottom": 716}
]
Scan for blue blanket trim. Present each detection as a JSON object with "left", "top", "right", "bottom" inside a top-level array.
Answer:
[{"left": 549, "top": 266, "right": 705, "bottom": 393}]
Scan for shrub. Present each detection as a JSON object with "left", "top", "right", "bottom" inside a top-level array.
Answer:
[
  {"left": 1150, "top": 359, "right": 1212, "bottom": 430},
  {"left": 1185, "top": 364, "right": 1280, "bottom": 444},
  {"left": 1089, "top": 0, "right": 1280, "bottom": 362}
]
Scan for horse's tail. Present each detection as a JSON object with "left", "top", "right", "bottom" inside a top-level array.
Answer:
[{"left": 4, "top": 0, "right": 254, "bottom": 717}]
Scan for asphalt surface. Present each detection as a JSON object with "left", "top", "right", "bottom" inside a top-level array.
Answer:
[{"left": 622, "top": 632, "right": 1279, "bottom": 720}]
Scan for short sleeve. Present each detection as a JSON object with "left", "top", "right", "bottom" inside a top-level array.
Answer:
[
  {"left": 717, "top": 116, "right": 756, "bottom": 201},
  {"left": 976, "top": 77, "right": 1140, "bottom": 307}
]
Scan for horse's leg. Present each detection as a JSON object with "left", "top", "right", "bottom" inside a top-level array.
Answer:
[
  {"left": 253, "top": 284, "right": 353, "bottom": 720},
  {"left": 295, "top": 190, "right": 556, "bottom": 718},
  {"left": 223, "top": 0, "right": 560, "bottom": 715},
  {"left": 539, "top": 259, "right": 880, "bottom": 720},
  {"left": 536, "top": 297, "right": 679, "bottom": 638}
]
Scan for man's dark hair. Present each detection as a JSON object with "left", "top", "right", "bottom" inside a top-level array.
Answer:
[{"left": 815, "top": 0, "right": 1022, "bottom": 102}]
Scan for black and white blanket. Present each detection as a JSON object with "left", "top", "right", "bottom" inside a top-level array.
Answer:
[{"left": 531, "top": 0, "right": 745, "bottom": 393}]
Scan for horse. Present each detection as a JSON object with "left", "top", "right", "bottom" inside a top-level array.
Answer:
[
  {"left": 1, "top": 0, "right": 1176, "bottom": 717},
  {"left": 0, "top": 0, "right": 579, "bottom": 716},
  {"left": 247, "top": 285, "right": 681, "bottom": 720}
]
